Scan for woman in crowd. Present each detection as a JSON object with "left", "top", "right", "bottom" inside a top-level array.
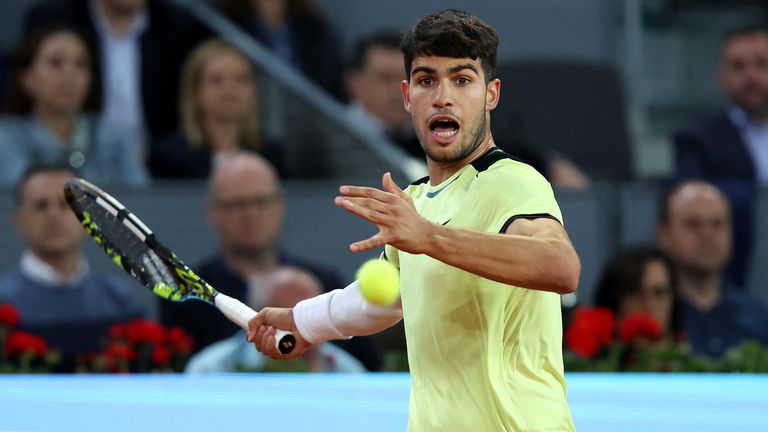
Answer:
[
  {"left": 594, "top": 245, "right": 683, "bottom": 346},
  {"left": 149, "top": 38, "right": 283, "bottom": 179},
  {"left": 0, "top": 24, "right": 148, "bottom": 186}
]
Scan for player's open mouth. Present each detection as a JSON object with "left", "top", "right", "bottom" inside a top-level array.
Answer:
[{"left": 428, "top": 116, "right": 460, "bottom": 139}]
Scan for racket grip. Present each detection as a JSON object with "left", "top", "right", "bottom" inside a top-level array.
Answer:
[{"left": 214, "top": 293, "right": 296, "bottom": 355}]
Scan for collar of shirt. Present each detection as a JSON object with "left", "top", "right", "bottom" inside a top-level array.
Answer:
[
  {"left": 89, "top": 1, "right": 149, "bottom": 40},
  {"left": 20, "top": 250, "right": 90, "bottom": 289}
]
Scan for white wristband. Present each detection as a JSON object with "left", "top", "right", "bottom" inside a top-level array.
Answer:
[{"left": 293, "top": 280, "right": 403, "bottom": 344}]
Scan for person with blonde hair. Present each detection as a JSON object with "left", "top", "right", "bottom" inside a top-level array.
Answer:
[{"left": 148, "top": 38, "right": 283, "bottom": 178}]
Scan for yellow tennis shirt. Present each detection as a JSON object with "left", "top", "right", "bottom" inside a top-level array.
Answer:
[{"left": 385, "top": 148, "right": 575, "bottom": 431}]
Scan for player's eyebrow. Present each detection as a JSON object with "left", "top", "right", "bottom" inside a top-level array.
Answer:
[
  {"left": 410, "top": 63, "right": 479, "bottom": 77},
  {"left": 449, "top": 63, "right": 479, "bottom": 76},
  {"left": 411, "top": 66, "right": 436, "bottom": 77}
]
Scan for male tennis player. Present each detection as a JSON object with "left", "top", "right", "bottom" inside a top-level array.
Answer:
[{"left": 249, "top": 9, "right": 579, "bottom": 431}]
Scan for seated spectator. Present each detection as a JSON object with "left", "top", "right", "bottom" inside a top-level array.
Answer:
[
  {"left": 594, "top": 245, "right": 681, "bottom": 346},
  {"left": 672, "top": 24, "right": 768, "bottom": 286},
  {"left": 186, "top": 267, "right": 366, "bottom": 372},
  {"left": 345, "top": 30, "right": 421, "bottom": 160},
  {"left": 23, "top": 0, "right": 210, "bottom": 145},
  {"left": 216, "top": 0, "right": 345, "bottom": 101},
  {"left": 0, "top": 24, "right": 148, "bottom": 186},
  {"left": 149, "top": 39, "right": 283, "bottom": 179},
  {"left": 657, "top": 180, "right": 768, "bottom": 358},
  {"left": 160, "top": 152, "right": 382, "bottom": 370},
  {"left": 0, "top": 164, "right": 144, "bottom": 368}
]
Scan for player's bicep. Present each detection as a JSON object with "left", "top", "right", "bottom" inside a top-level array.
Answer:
[{"left": 503, "top": 216, "right": 572, "bottom": 245}]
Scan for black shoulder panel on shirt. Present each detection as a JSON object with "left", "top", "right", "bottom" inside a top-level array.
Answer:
[{"left": 471, "top": 147, "right": 525, "bottom": 173}]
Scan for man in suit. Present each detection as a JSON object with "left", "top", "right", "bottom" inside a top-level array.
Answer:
[
  {"left": 673, "top": 24, "right": 768, "bottom": 286},
  {"left": 23, "top": 0, "right": 209, "bottom": 145}
]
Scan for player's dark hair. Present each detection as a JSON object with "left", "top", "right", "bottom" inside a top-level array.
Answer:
[
  {"left": 349, "top": 29, "right": 403, "bottom": 72},
  {"left": 400, "top": 9, "right": 499, "bottom": 83},
  {"left": 14, "top": 163, "right": 76, "bottom": 207}
]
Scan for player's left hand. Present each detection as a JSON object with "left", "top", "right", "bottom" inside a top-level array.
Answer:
[{"left": 335, "top": 172, "right": 433, "bottom": 253}]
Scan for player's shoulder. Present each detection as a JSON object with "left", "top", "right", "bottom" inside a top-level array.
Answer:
[{"left": 472, "top": 148, "right": 549, "bottom": 188}]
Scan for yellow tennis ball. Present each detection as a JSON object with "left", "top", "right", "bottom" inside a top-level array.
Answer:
[{"left": 356, "top": 259, "right": 400, "bottom": 306}]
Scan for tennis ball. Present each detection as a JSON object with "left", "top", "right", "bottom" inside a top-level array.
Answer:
[{"left": 356, "top": 259, "right": 400, "bottom": 306}]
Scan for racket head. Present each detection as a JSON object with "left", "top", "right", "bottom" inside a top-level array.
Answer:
[{"left": 63, "top": 178, "right": 217, "bottom": 304}]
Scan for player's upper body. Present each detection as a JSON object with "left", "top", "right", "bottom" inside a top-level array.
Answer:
[
  {"left": 248, "top": 9, "right": 579, "bottom": 432},
  {"left": 385, "top": 148, "right": 573, "bottom": 431}
]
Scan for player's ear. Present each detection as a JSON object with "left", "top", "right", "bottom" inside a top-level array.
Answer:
[
  {"left": 401, "top": 80, "right": 411, "bottom": 113},
  {"left": 486, "top": 78, "right": 500, "bottom": 111}
]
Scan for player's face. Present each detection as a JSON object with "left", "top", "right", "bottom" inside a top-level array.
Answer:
[
  {"left": 209, "top": 166, "right": 284, "bottom": 255},
  {"left": 401, "top": 56, "right": 499, "bottom": 165},
  {"left": 22, "top": 32, "right": 91, "bottom": 115},
  {"left": 15, "top": 172, "right": 83, "bottom": 259},
  {"left": 197, "top": 51, "right": 256, "bottom": 123},
  {"left": 719, "top": 33, "right": 768, "bottom": 116},
  {"left": 348, "top": 47, "right": 410, "bottom": 129},
  {"left": 618, "top": 259, "right": 674, "bottom": 333},
  {"left": 658, "top": 185, "right": 732, "bottom": 275}
]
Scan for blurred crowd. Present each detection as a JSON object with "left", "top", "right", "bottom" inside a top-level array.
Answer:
[{"left": 0, "top": 0, "right": 767, "bottom": 373}]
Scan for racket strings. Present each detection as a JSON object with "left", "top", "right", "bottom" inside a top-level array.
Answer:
[{"left": 72, "top": 192, "right": 190, "bottom": 295}]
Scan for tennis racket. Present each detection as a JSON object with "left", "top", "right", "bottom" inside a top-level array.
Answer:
[{"left": 63, "top": 178, "right": 296, "bottom": 355}]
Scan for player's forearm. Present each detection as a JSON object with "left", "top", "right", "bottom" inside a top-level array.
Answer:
[
  {"left": 423, "top": 224, "right": 580, "bottom": 294},
  {"left": 293, "top": 281, "right": 403, "bottom": 344}
]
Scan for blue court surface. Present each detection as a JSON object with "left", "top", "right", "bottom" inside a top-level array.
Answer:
[{"left": 0, "top": 373, "right": 766, "bottom": 431}]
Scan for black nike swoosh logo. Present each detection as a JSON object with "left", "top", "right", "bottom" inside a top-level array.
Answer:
[{"left": 441, "top": 219, "right": 451, "bottom": 225}]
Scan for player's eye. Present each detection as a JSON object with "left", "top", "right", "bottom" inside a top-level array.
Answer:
[{"left": 418, "top": 77, "right": 433, "bottom": 87}]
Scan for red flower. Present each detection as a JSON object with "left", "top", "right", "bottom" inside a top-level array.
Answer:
[
  {"left": 0, "top": 303, "right": 20, "bottom": 328},
  {"left": 109, "top": 323, "right": 126, "bottom": 340},
  {"left": 168, "top": 327, "right": 194, "bottom": 355},
  {"left": 151, "top": 345, "right": 171, "bottom": 365},
  {"left": 5, "top": 331, "right": 48, "bottom": 357},
  {"left": 565, "top": 307, "right": 616, "bottom": 358},
  {"left": 104, "top": 342, "right": 137, "bottom": 361},
  {"left": 619, "top": 313, "right": 662, "bottom": 344},
  {"left": 125, "top": 319, "right": 166, "bottom": 346}
]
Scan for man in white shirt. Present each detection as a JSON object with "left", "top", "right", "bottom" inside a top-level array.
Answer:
[{"left": 0, "top": 164, "right": 143, "bottom": 368}]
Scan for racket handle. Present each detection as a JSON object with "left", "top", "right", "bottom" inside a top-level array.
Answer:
[{"left": 214, "top": 293, "right": 296, "bottom": 355}]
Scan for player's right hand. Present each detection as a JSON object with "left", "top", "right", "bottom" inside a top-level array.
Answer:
[{"left": 247, "top": 307, "right": 310, "bottom": 360}]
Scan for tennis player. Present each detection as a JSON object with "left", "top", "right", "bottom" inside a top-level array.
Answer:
[{"left": 249, "top": 9, "right": 579, "bottom": 431}]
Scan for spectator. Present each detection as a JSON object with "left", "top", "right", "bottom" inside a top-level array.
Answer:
[
  {"left": 656, "top": 180, "right": 768, "bottom": 358},
  {"left": 186, "top": 267, "right": 366, "bottom": 372},
  {"left": 673, "top": 23, "right": 768, "bottom": 286},
  {"left": 346, "top": 30, "right": 419, "bottom": 158},
  {"left": 23, "top": 0, "right": 209, "bottom": 145},
  {"left": 594, "top": 245, "right": 681, "bottom": 346},
  {"left": 216, "top": 0, "right": 345, "bottom": 101},
  {"left": 0, "top": 24, "right": 147, "bottom": 186},
  {"left": 160, "top": 152, "right": 382, "bottom": 370},
  {"left": 0, "top": 164, "right": 144, "bottom": 367},
  {"left": 148, "top": 38, "right": 283, "bottom": 179}
]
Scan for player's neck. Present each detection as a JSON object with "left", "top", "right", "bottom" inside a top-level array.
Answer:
[{"left": 427, "top": 135, "right": 496, "bottom": 185}]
